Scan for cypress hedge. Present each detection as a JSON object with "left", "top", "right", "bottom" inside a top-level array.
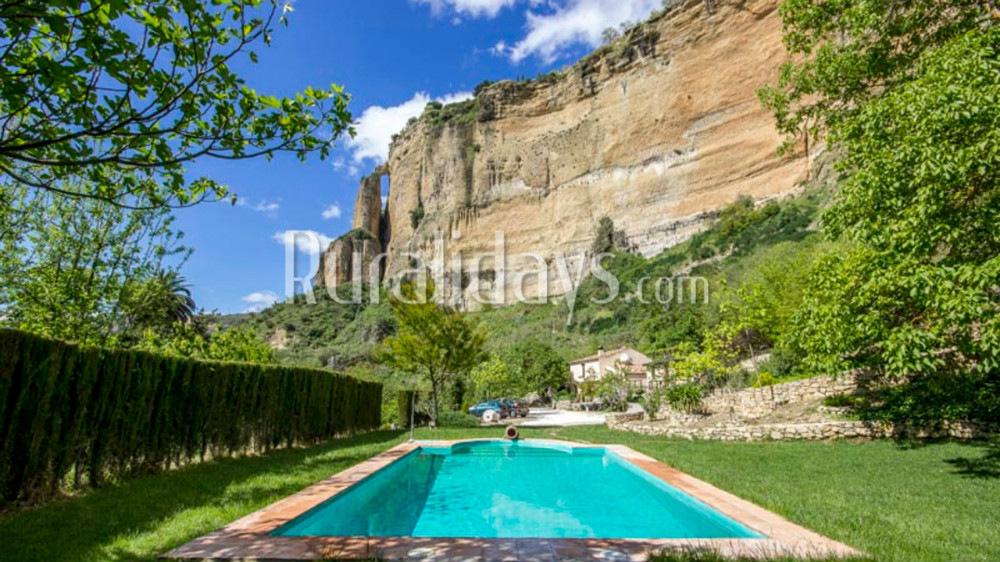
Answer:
[
  {"left": 0, "top": 328, "right": 381, "bottom": 504},
  {"left": 397, "top": 390, "right": 416, "bottom": 428}
]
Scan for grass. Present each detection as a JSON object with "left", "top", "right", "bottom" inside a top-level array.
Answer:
[
  {"left": 0, "top": 431, "right": 409, "bottom": 562},
  {"left": 550, "top": 427, "right": 1000, "bottom": 562},
  {"left": 0, "top": 426, "right": 997, "bottom": 561}
]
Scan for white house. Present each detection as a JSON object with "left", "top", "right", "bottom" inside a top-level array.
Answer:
[{"left": 568, "top": 346, "right": 657, "bottom": 391}]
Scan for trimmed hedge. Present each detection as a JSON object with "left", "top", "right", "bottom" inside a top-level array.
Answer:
[
  {"left": 397, "top": 390, "right": 416, "bottom": 428},
  {"left": 0, "top": 328, "right": 381, "bottom": 504}
]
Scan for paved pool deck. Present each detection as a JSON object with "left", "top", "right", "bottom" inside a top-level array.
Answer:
[
  {"left": 515, "top": 408, "right": 607, "bottom": 427},
  {"left": 162, "top": 439, "right": 860, "bottom": 561}
]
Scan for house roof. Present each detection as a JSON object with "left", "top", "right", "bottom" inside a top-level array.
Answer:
[{"left": 569, "top": 346, "right": 651, "bottom": 366}]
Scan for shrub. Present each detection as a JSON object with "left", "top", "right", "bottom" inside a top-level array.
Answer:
[
  {"left": 473, "top": 80, "right": 493, "bottom": 96},
  {"left": 0, "top": 328, "right": 382, "bottom": 505},
  {"left": 823, "top": 394, "right": 856, "bottom": 408},
  {"left": 666, "top": 384, "right": 704, "bottom": 413},
  {"left": 593, "top": 216, "right": 616, "bottom": 255},
  {"left": 396, "top": 390, "right": 417, "bottom": 428},
  {"left": 855, "top": 370, "right": 1000, "bottom": 425},
  {"left": 595, "top": 363, "right": 632, "bottom": 412},
  {"left": 500, "top": 339, "right": 569, "bottom": 398},
  {"left": 591, "top": 216, "right": 631, "bottom": 255},
  {"left": 641, "top": 389, "right": 663, "bottom": 420},
  {"left": 437, "top": 411, "right": 480, "bottom": 428},
  {"left": 752, "top": 372, "right": 778, "bottom": 388},
  {"left": 409, "top": 203, "right": 425, "bottom": 229},
  {"left": 381, "top": 393, "right": 399, "bottom": 429},
  {"left": 757, "top": 347, "right": 803, "bottom": 378}
]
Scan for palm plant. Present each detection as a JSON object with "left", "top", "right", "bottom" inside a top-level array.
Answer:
[{"left": 122, "top": 270, "right": 197, "bottom": 335}]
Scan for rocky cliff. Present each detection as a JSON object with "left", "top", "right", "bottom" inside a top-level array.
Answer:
[{"left": 320, "top": 0, "right": 808, "bottom": 307}]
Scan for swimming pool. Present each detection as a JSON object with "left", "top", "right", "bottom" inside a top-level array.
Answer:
[{"left": 273, "top": 440, "right": 761, "bottom": 539}]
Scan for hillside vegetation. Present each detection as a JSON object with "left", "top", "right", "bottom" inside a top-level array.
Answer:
[
  {"left": 234, "top": 3, "right": 1000, "bottom": 430},
  {"left": 234, "top": 180, "right": 834, "bottom": 409}
]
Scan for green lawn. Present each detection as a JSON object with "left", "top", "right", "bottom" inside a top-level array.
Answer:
[{"left": 0, "top": 426, "right": 996, "bottom": 562}]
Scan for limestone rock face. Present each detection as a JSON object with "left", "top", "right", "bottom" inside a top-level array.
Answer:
[
  {"left": 316, "top": 233, "right": 381, "bottom": 288},
  {"left": 327, "top": 0, "right": 807, "bottom": 305},
  {"left": 353, "top": 171, "right": 384, "bottom": 237}
]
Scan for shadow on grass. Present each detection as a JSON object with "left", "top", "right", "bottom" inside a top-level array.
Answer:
[
  {"left": 0, "top": 430, "right": 405, "bottom": 562},
  {"left": 890, "top": 436, "right": 1000, "bottom": 479},
  {"left": 649, "top": 547, "right": 871, "bottom": 562},
  {"left": 944, "top": 438, "right": 1000, "bottom": 479}
]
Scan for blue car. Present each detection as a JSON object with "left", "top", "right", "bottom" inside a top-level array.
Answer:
[{"left": 468, "top": 400, "right": 508, "bottom": 420}]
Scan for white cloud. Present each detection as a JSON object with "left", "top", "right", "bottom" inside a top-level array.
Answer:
[
  {"left": 490, "top": 40, "right": 509, "bottom": 57},
  {"left": 414, "top": 0, "right": 660, "bottom": 64},
  {"left": 413, "top": 0, "right": 520, "bottom": 18},
  {"left": 501, "top": 0, "right": 661, "bottom": 64},
  {"left": 332, "top": 157, "right": 360, "bottom": 178},
  {"left": 272, "top": 230, "right": 334, "bottom": 252},
  {"left": 242, "top": 290, "right": 280, "bottom": 313},
  {"left": 346, "top": 90, "right": 473, "bottom": 165},
  {"left": 439, "top": 91, "right": 476, "bottom": 105},
  {"left": 237, "top": 197, "right": 280, "bottom": 214},
  {"left": 321, "top": 203, "right": 342, "bottom": 220}
]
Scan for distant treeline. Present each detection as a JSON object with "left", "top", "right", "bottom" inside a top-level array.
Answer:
[{"left": 0, "top": 328, "right": 381, "bottom": 504}]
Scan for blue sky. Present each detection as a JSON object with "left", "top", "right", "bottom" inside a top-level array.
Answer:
[{"left": 179, "top": 0, "right": 663, "bottom": 314}]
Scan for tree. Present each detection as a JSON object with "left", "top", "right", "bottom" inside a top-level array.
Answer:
[
  {"left": 137, "top": 322, "right": 276, "bottom": 363},
  {"left": 758, "top": 0, "right": 990, "bottom": 159},
  {"left": 671, "top": 333, "right": 740, "bottom": 389},
  {"left": 470, "top": 357, "right": 518, "bottom": 400},
  {"left": 381, "top": 288, "right": 487, "bottom": 424},
  {"left": 0, "top": 182, "right": 188, "bottom": 344},
  {"left": 0, "top": 0, "right": 353, "bottom": 209},
  {"left": 710, "top": 240, "right": 836, "bottom": 380},
  {"left": 761, "top": 2, "right": 1000, "bottom": 390},
  {"left": 591, "top": 216, "right": 629, "bottom": 255},
  {"left": 121, "top": 270, "right": 197, "bottom": 335},
  {"left": 470, "top": 342, "right": 567, "bottom": 403},
  {"left": 501, "top": 339, "right": 568, "bottom": 399},
  {"left": 638, "top": 302, "right": 704, "bottom": 352}
]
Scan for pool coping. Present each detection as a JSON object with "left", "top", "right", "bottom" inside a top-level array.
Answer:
[{"left": 162, "top": 439, "right": 860, "bottom": 561}]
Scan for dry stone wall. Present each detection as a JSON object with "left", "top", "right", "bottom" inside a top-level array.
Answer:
[
  {"left": 608, "top": 418, "right": 995, "bottom": 442},
  {"left": 692, "top": 372, "right": 871, "bottom": 420},
  {"left": 611, "top": 372, "right": 993, "bottom": 441}
]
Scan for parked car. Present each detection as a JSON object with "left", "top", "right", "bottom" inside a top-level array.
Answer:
[
  {"left": 500, "top": 398, "right": 530, "bottom": 418},
  {"left": 468, "top": 400, "right": 508, "bottom": 420}
]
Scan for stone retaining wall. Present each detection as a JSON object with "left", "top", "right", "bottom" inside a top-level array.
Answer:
[
  {"left": 608, "top": 418, "right": 994, "bottom": 442},
  {"left": 665, "top": 371, "right": 873, "bottom": 420},
  {"left": 607, "top": 412, "right": 644, "bottom": 424}
]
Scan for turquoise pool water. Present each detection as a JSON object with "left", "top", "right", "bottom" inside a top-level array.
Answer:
[{"left": 273, "top": 441, "right": 762, "bottom": 539}]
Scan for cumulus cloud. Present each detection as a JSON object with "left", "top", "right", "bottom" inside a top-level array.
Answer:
[
  {"left": 237, "top": 197, "right": 280, "bottom": 214},
  {"left": 321, "top": 203, "right": 342, "bottom": 220},
  {"left": 272, "top": 230, "right": 334, "bottom": 252},
  {"left": 413, "top": 0, "right": 520, "bottom": 18},
  {"left": 346, "top": 91, "right": 473, "bottom": 165},
  {"left": 415, "top": 0, "right": 661, "bottom": 64},
  {"left": 500, "top": 0, "right": 662, "bottom": 63},
  {"left": 438, "top": 91, "right": 477, "bottom": 105},
  {"left": 242, "top": 290, "right": 280, "bottom": 313}
]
